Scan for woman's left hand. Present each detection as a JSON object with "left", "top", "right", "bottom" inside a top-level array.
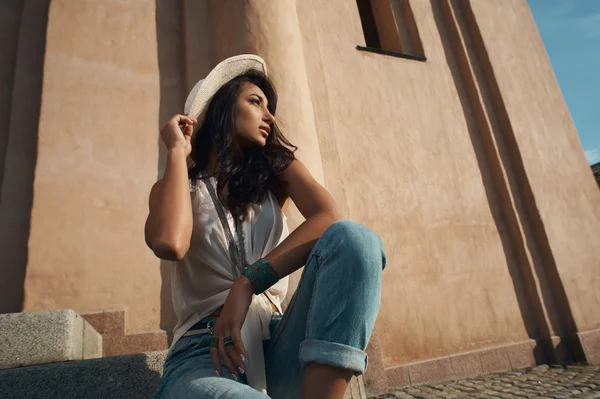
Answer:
[{"left": 210, "top": 275, "right": 254, "bottom": 378}]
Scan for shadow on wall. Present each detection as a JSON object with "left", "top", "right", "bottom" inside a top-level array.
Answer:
[
  {"left": 431, "top": 0, "right": 583, "bottom": 364},
  {"left": 155, "top": 0, "right": 188, "bottom": 343},
  {"left": 430, "top": 0, "right": 547, "bottom": 361},
  {"left": 0, "top": 0, "right": 51, "bottom": 314}
]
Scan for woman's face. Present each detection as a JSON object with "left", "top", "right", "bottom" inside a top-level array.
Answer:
[{"left": 233, "top": 83, "right": 274, "bottom": 148}]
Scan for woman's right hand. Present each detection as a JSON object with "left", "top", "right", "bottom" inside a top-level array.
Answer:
[{"left": 160, "top": 114, "right": 197, "bottom": 157}]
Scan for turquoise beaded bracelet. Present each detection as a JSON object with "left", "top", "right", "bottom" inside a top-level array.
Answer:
[{"left": 244, "top": 259, "right": 280, "bottom": 295}]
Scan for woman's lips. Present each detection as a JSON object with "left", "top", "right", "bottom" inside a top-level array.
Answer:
[{"left": 259, "top": 126, "right": 271, "bottom": 136}]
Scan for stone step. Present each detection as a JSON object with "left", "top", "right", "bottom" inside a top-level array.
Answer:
[
  {"left": 0, "top": 351, "right": 166, "bottom": 399},
  {"left": 0, "top": 309, "right": 366, "bottom": 398},
  {"left": 0, "top": 309, "right": 102, "bottom": 370},
  {"left": 0, "top": 349, "right": 366, "bottom": 398}
]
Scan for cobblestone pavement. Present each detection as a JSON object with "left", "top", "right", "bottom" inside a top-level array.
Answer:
[{"left": 370, "top": 365, "right": 600, "bottom": 399}]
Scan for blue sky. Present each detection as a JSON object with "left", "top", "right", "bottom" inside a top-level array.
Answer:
[{"left": 528, "top": 0, "right": 600, "bottom": 165}]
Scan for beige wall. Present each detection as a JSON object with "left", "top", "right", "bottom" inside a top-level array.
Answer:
[
  {"left": 0, "top": 0, "right": 25, "bottom": 313},
  {"left": 1, "top": 0, "right": 599, "bottom": 372},
  {"left": 0, "top": 0, "right": 51, "bottom": 314},
  {"left": 19, "top": 0, "right": 182, "bottom": 332},
  {"left": 470, "top": 0, "right": 600, "bottom": 332},
  {"left": 298, "top": 0, "right": 535, "bottom": 366}
]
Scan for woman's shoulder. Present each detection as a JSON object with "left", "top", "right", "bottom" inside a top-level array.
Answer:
[
  {"left": 274, "top": 159, "right": 307, "bottom": 210},
  {"left": 279, "top": 159, "right": 314, "bottom": 186}
]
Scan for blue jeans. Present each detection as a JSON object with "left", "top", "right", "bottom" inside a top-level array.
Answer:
[{"left": 155, "top": 220, "right": 386, "bottom": 399}]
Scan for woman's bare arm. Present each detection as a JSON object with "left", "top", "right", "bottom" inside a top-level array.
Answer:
[
  {"left": 144, "top": 115, "right": 195, "bottom": 261},
  {"left": 263, "top": 159, "right": 342, "bottom": 278},
  {"left": 211, "top": 159, "right": 341, "bottom": 378}
]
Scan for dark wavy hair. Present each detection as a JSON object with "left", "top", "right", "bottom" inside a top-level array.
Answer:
[{"left": 188, "top": 69, "right": 296, "bottom": 215}]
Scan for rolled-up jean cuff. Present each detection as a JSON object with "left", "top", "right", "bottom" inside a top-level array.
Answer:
[{"left": 299, "top": 339, "right": 368, "bottom": 376}]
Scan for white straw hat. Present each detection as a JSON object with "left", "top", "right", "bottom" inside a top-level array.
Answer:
[{"left": 184, "top": 54, "right": 268, "bottom": 126}]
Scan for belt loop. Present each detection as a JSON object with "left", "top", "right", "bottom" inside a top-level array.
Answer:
[{"left": 207, "top": 317, "right": 217, "bottom": 336}]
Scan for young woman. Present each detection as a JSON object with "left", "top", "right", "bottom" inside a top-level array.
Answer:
[{"left": 145, "top": 55, "right": 386, "bottom": 399}]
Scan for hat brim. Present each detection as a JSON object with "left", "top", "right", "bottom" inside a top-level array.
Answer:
[{"left": 184, "top": 54, "right": 267, "bottom": 126}]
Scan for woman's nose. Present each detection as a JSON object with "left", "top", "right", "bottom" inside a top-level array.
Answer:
[{"left": 263, "top": 110, "right": 274, "bottom": 124}]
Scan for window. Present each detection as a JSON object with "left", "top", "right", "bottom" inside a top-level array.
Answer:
[{"left": 356, "top": 0, "right": 426, "bottom": 61}]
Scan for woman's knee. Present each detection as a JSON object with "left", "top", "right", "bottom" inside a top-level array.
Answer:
[{"left": 322, "top": 220, "right": 387, "bottom": 273}]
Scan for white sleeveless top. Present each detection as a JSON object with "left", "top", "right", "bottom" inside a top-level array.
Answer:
[{"left": 170, "top": 176, "right": 289, "bottom": 393}]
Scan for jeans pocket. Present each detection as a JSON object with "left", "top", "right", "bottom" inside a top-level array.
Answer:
[
  {"left": 166, "top": 334, "right": 211, "bottom": 365},
  {"left": 166, "top": 336, "right": 193, "bottom": 362}
]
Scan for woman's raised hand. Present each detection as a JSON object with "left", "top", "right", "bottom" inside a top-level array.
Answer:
[{"left": 160, "top": 114, "right": 197, "bottom": 157}]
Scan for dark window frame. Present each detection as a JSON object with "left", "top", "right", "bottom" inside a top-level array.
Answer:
[
  {"left": 355, "top": 0, "right": 427, "bottom": 62},
  {"left": 356, "top": 45, "right": 426, "bottom": 61}
]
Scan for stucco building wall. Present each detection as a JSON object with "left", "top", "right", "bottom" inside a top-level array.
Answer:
[
  {"left": 470, "top": 0, "right": 600, "bottom": 333},
  {"left": 297, "top": 0, "right": 535, "bottom": 366},
  {"left": 10, "top": 0, "right": 184, "bottom": 333}
]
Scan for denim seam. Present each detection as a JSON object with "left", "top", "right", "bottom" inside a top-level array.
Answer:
[
  {"left": 264, "top": 251, "right": 317, "bottom": 358},
  {"left": 314, "top": 234, "right": 342, "bottom": 268},
  {"left": 264, "top": 291, "right": 297, "bottom": 358},
  {"left": 304, "top": 252, "right": 322, "bottom": 340}
]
